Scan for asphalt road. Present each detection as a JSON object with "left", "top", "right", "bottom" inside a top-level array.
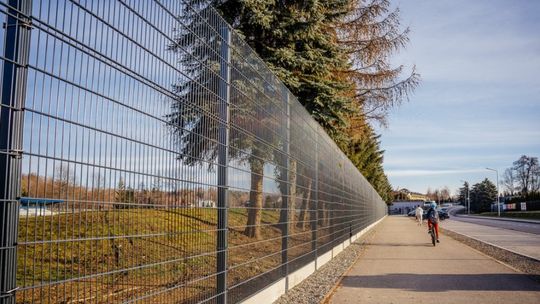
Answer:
[{"left": 447, "top": 206, "right": 540, "bottom": 235}]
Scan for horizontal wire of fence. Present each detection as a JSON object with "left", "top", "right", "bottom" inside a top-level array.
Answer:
[{"left": 0, "top": 0, "right": 387, "bottom": 303}]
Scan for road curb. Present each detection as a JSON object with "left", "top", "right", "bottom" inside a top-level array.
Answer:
[
  {"left": 442, "top": 228, "right": 540, "bottom": 278},
  {"left": 453, "top": 214, "right": 540, "bottom": 225}
]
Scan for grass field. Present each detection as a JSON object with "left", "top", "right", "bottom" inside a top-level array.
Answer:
[{"left": 15, "top": 207, "right": 318, "bottom": 303}]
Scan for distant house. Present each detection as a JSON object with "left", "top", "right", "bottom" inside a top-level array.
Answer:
[
  {"left": 19, "top": 197, "right": 64, "bottom": 216},
  {"left": 388, "top": 201, "right": 425, "bottom": 215},
  {"left": 392, "top": 188, "right": 428, "bottom": 202},
  {"left": 389, "top": 189, "right": 430, "bottom": 215},
  {"left": 195, "top": 200, "right": 216, "bottom": 208}
]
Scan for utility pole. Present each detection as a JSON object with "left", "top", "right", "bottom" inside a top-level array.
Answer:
[{"left": 460, "top": 180, "right": 470, "bottom": 215}]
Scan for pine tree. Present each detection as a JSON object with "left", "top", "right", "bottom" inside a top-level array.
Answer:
[
  {"left": 458, "top": 181, "right": 470, "bottom": 205},
  {"left": 470, "top": 179, "right": 497, "bottom": 213},
  {"left": 344, "top": 123, "right": 392, "bottom": 202},
  {"left": 200, "top": 0, "right": 356, "bottom": 238},
  {"left": 169, "top": 1, "right": 284, "bottom": 239},
  {"left": 173, "top": 0, "right": 416, "bottom": 232},
  {"left": 210, "top": 0, "right": 407, "bottom": 202}
]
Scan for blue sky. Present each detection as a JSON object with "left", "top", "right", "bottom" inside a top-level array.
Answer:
[{"left": 378, "top": 0, "right": 540, "bottom": 195}]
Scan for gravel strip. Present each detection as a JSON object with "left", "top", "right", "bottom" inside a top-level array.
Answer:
[
  {"left": 442, "top": 229, "right": 540, "bottom": 280},
  {"left": 273, "top": 228, "right": 379, "bottom": 304}
]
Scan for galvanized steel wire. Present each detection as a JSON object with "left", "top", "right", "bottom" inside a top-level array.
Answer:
[{"left": 0, "top": 0, "right": 387, "bottom": 303}]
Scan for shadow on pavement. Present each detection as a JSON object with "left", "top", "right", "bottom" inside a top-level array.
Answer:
[
  {"left": 365, "top": 242, "right": 434, "bottom": 247},
  {"left": 340, "top": 273, "right": 540, "bottom": 292}
]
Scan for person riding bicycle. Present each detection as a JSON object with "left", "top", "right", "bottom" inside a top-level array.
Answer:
[{"left": 426, "top": 202, "right": 440, "bottom": 243}]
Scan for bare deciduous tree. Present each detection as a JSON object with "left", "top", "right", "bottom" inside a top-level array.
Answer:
[
  {"left": 502, "top": 168, "right": 518, "bottom": 195},
  {"left": 512, "top": 155, "right": 539, "bottom": 195}
]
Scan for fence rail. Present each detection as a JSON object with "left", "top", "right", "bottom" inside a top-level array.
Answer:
[{"left": 0, "top": 0, "right": 387, "bottom": 303}]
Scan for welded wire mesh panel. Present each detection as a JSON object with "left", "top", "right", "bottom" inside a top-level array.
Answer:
[
  {"left": 225, "top": 25, "right": 288, "bottom": 303},
  {"left": 0, "top": 0, "right": 387, "bottom": 303},
  {"left": 17, "top": 0, "right": 223, "bottom": 303},
  {"left": 286, "top": 98, "right": 318, "bottom": 273}
]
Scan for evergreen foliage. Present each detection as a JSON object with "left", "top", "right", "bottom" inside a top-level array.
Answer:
[
  {"left": 114, "top": 178, "right": 135, "bottom": 209},
  {"left": 458, "top": 181, "right": 470, "bottom": 205},
  {"left": 507, "top": 192, "right": 540, "bottom": 204},
  {"left": 173, "top": 0, "right": 417, "bottom": 236},
  {"left": 470, "top": 179, "right": 497, "bottom": 213},
  {"left": 344, "top": 123, "right": 392, "bottom": 202},
  {"left": 208, "top": 0, "right": 416, "bottom": 202},
  {"left": 213, "top": 0, "right": 354, "bottom": 137},
  {"left": 168, "top": 2, "right": 283, "bottom": 238}
]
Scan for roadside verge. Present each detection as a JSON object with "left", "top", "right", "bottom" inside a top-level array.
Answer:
[
  {"left": 442, "top": 228, "right": 540, "bottom": 278},
  {"left": 271, "top": 217, "right": 385, "bottom": 304}
]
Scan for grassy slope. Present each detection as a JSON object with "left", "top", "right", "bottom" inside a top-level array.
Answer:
[{"left": 16, "top": 207, "right": 314, "bottom": 303}]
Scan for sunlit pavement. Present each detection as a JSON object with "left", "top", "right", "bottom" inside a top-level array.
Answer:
[
  {"left": 442, "top": 219, "right": 540, "bottom": 260},
  {"left": 328, "top": 216, "right": 540, "bottom": 304}
]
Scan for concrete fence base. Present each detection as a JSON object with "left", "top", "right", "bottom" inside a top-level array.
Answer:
[{"left": 240, "top": 216, "right": 387, "bottom": 304}]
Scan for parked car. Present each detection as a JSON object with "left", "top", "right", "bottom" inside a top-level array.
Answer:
[
  {"left": 438, "top": 209, "right": 450, "bottom": 220},
  {"left": 408, "top": 207, "right": 448, "bottom": 220},
  {"left": 420, "top": 209, "right": 449, "bottom": 221}
]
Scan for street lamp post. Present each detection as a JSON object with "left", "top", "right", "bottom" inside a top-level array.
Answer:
[
  {"left": 460, "top": 179, "right": 470, "bottom": 215},
  {"left": 486, "top": 168, "right": 500, "bottom": 217}
]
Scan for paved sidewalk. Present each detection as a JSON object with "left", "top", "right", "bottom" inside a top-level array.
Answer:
[
  {"left": 442, "top": 219, "right": 540, "bottom": 260},
  {"left": 328, "top": 216, "right": 540, "bottom": 304}
]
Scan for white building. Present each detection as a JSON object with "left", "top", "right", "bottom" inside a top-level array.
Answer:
[
  {"left": 389, "top": 201, "right": 426, "bottom": 215},
  {"left": 195, "top": 200, "right": 216, "bottom": 208}
]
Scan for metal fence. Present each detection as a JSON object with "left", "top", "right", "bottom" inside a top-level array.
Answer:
[{"left": 0, "top": 0, "right": 387, "bottom": 303}]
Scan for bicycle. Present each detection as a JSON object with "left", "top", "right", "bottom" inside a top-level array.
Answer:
[{"left": 429, "top": 223, "right": 436, "bottom": 246}]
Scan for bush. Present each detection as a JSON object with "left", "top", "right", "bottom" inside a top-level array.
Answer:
[{"left": 507, "top": 192, "right": 540, "bottom": 204}]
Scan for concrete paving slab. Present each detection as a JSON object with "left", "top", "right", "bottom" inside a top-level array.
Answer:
[{"left": 328, "top": 216, "right": 540, "bottom": 304}]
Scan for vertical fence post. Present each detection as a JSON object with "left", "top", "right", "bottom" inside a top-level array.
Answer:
[
  {"left": 1, "top": 0, "right": 31, "bottom": 303},
  {"left": 217, "top": 24, "right": 231, "bottom": 304},
  {"left": 280, "top": 88, "right": 289, "bottom": 286},
  {"left": 311, "top": 130, "right": 318, "bottom": 267}
]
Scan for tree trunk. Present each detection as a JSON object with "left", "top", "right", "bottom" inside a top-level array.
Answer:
[
  {"left": 318, "top": 201, "right": 327, "bottom": 228},
  {"left": 279, "top": 159, "right": 297, "bottom": 233},
  {"left": 288, "top": 160, "right": 297, "bottom": 234},
  {"left": 297, "top": 178, "right": 312, "bottom": 231},
  {"left": 245, "top": 158, "right": 264, "bottom": 239},
  {"left": 321, "top": 202, "right": 329, "bottom": 227}
]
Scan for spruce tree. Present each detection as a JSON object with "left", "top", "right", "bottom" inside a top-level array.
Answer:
[
  {"left": 344, "top": 123, "right": 392, "bottom": 202},
  {"left": 176, "top": 0, "right": 416, "bottom": 217},
  {"left": 212, "top": 0, "right": 354, "bottom": 137}
]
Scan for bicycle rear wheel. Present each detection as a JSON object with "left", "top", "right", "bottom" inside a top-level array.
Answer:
[{"left": 430, "top": 229, "right": 436, "bottom": 246}]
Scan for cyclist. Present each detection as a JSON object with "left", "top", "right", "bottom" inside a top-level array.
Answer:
[{"left": 426, "top": 202, "right": 440, "bottom": 243}]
